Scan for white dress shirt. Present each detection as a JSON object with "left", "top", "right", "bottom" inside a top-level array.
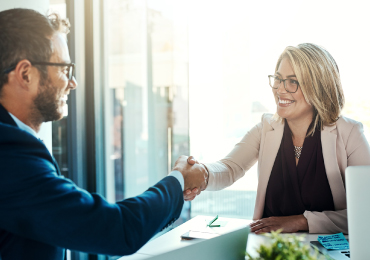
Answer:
[{"left": 9, "top": 112, "right": 39, "bottom": 139}]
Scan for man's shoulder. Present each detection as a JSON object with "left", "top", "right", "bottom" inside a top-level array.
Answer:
[
  {"left": 0, "top": 121, "right": 39, "bottom": 142},
  {"left": 0, "top": 122, "right": 57, "bottom": 180},
  {"left": 0, "top": 122, "right": 50, "bottom": 160}
]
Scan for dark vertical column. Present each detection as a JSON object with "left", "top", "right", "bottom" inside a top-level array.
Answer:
[
  {"left": 84, "top": 0, "right": 106, "bottom": 196},
  {"left": 66, "top": 1, "right": 89, "bottom": 259},
  {"left": 84, "top": 0, "right": 107, "bottom": 258},
  {"left": 66, "top": 0, "right": 87, "bottom": 190}
]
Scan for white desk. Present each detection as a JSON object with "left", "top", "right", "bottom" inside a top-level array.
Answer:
[{"left": 118, "top": 215, "right": 347, "bottom": 260}]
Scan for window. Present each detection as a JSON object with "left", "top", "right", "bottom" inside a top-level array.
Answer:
[
  {"left": 49, "top": 0, "right": 69, "bottom": 177},
  {"left": 103, "top": 0, "right": 189, "bottom": 214}
]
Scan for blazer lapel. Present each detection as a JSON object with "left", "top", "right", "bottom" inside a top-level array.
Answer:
[
  {"left": 321, "top": 124, "right": 347, "bottom": 209},
  {"left": 38, "top": 138, "right": 62, "bottom": 176},
  {"left": 52, "top": 157, "right": 62, "bottom": 176},
  {"left": 254, "top": 118, "right": 284, "bottom": 219}
]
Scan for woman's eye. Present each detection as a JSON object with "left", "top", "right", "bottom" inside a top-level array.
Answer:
[{"left": 290, "top": 79, "right": 299, "bottom": 85}]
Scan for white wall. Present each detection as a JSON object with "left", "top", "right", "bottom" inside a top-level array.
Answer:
[
  {"left": 0, "top": 0, "right": 52, "bottom": 154},
  {"left": 0, "top": 0, "right": 48, "bottom": 13}
]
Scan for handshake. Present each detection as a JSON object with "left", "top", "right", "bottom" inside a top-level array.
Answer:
[{"left": 172, "top": 155, "right": 209, "bottom": 201}]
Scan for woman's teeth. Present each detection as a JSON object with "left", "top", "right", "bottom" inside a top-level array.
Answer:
[{"left": 279, "top": 99, "right": 294, "bottom": 104}]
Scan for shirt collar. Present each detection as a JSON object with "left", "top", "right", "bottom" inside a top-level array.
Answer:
[{"left": 8, "top": 112, "right": 39, "bottom": 139}]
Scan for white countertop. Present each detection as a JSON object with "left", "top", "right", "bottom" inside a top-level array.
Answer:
[{"left": 118, "top": 215, "right": 347, "bottom": 259}]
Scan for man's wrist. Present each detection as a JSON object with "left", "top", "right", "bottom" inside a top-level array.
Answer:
[{"left": 168, "top": 170, "right": 184, "bottom": 191}]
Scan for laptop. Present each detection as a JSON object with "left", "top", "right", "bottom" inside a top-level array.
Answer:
[
  {"left": 310, "top": 165, "right": 370, "bottom": 260},
  {"left": 310, "top": 240, "right": 350, "bottom": 259},
  {"left": 346, "top": 165, "right": 370, "bottom": 259},
  {"left": 146, "top": 226, "right": 250, "bottom": 260}
]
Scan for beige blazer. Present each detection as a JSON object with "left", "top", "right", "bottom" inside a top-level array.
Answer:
[{"left": 205, "top": 114, "right": 370, "bottom": 234}]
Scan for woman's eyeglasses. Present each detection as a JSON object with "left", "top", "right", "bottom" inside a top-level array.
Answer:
[{"left": 268, "top": 75, "right": 299, "bottom": 93}]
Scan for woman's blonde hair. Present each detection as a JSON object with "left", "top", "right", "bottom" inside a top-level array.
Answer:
[{"left": 274, "top": 43, "right": 345, "bottom": 136}]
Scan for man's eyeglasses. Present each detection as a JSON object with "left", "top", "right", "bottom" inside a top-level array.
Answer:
[
  {"left": 2, "top": 61, "right": 76, "bottom": 81},
  {"left": 268, "top": 75, "right": 299, "bottom": 93}
]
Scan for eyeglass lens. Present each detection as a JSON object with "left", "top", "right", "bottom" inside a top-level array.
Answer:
[
  {"left": 269, "top": 76, "right": 298, "bottom": 93},
  {"left": 68, "top": 65, "right": 74, "bottom": 80}
]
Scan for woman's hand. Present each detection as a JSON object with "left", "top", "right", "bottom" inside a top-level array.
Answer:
[
  {"left": 249, "top": 215, "right": 308, "bottom": 234},
  {"left": 183, "top": 156, "right": 204, "bottom": 201},
  {"left": 183, "top": 187, "right": 200, "bottom": 201}
]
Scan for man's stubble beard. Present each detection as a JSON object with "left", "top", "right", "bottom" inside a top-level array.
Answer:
[{"left": 33, "top": 77, "right": 63, "bottom": 123}]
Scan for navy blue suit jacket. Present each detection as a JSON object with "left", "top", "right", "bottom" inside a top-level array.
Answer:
[{"left": 0, "top": 104, "right": 184, "bottom": 259}]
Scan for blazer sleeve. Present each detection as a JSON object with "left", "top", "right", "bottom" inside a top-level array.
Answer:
[
  {"left": 303, "top": 210, "right": 348, "bottom": 234},
  {"left": 304, "top": 121, "right": 370, "bottom": 234},
  {"left": 205, "top": 121, "right": 262, "bottom": 191},
  {"left": 0, "top": 128, "right": 184, "bottom": 256}
]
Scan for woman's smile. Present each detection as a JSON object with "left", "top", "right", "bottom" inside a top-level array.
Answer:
[{"left": 278, "top": 97, "right": 295, "bottom": 107}]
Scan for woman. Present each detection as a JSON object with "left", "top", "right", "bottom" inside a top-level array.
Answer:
[{"left": 184, "top": 43, "right": 370, "bottom": 234}]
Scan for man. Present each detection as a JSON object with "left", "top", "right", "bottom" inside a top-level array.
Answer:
[{"left": 0, "top": 8, "right": 207, "bottom": 259}]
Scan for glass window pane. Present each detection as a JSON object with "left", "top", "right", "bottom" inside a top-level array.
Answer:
[
  {"left": 49, "top": 0, "right": 69, "bottom": 177},
  {"left": 104, "top": 0, "right": 189, "bottom": 211}
]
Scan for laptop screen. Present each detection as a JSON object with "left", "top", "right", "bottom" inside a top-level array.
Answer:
[{"left": 147, "top": 226, "right": 249, "bottom": 260}]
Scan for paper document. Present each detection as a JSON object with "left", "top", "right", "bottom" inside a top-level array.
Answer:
[{"left": 317, "top": 233, "right": 349, "bottom": 250}]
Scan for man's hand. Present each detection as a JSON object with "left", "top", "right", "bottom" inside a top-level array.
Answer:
[
  {"left": 249, "top": 215, "right": 308, "bottom": 234},
  {"left": 173, "top": 155, "right": 208, "bottom": 197}
]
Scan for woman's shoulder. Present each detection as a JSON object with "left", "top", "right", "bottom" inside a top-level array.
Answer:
[
  {"left": 336, "top": 116, "right": 363, "bottom": 128},
  {"left": 261, "top": 113, "right": 274, "bottom": 121},
  {"left": 260, "top": 113, "right": 283, "bottom": 128},
  {"left": 247, "top": 113, "right": 284, "bottom": 137},
  {"left": 333, "top": 116, "right": 364, "bottom": 136}
]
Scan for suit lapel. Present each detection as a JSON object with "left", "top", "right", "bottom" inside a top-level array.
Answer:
[
  {"left": 52, "top": 157, "right": 62, "bottom": 176},
  {"left": 254, "top": 118, "right": 284, "bottom": 219},
  {"left": 321, "top": 124, "right": 347, "bottom": 209},
  {"left": 38, "top": 138, "right": 62, "bottom": 176}
]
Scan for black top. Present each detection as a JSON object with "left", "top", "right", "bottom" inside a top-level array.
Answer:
[{"left": 263, "top": 121, "right": 335, "bottom": 218}]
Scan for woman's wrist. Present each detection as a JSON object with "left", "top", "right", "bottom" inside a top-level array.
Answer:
[
  {"left": 200, "top": 163, "right": 210, "bottom": 189},
  {"left": 298, "top": 214, "right": 309, "bottom": 231}
]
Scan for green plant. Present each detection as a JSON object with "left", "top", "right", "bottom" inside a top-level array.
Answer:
[{"left": 246, "top": 230, "right": 330, "bottom": 260}]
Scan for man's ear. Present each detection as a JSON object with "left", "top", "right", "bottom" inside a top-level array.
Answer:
[{"left": 13, "top": 59, "right": 34, "bottom": 90}]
